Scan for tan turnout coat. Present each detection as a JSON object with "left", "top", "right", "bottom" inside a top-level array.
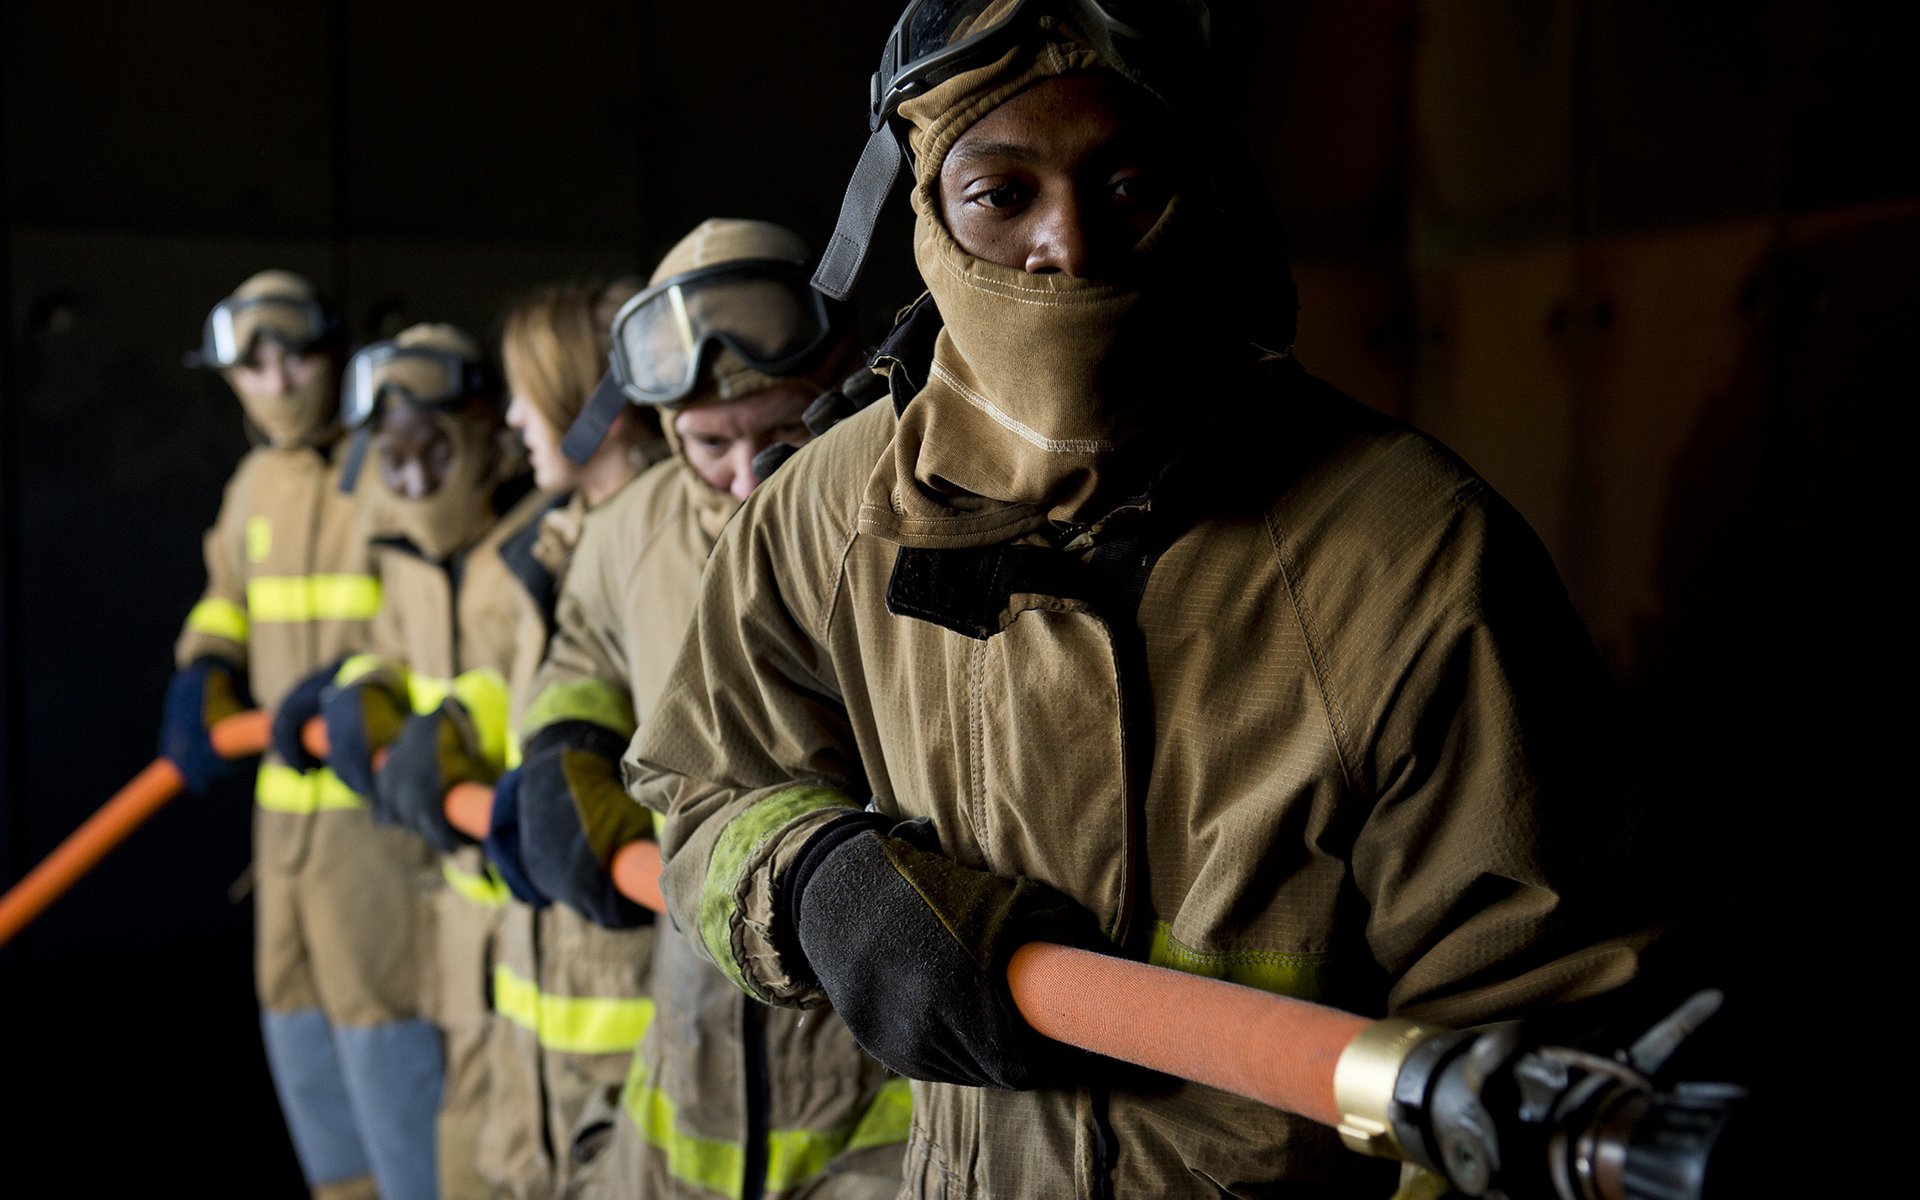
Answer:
[{"left": 631, "top": 345, "right": 1645, "bottom": 1198}]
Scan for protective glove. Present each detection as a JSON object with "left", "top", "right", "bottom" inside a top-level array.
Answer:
[
  {"left": 270, "top": 662, "right": 338, "bottom": 771},
  {"left": 516, "top": 721, "right": 655, "bottom": 930},
  {"left": 483, "top": 767, "right": 548, "bottom": 907},
  {"left": 158, "top": 656, "right": 255, "bottom": 795},
  {"left": 371, "top": 699, "right": 489, "bottom": 855},
  {"left": 320, "top": 669, "right": 409, "bottom": 797},
  {"left": 778, "top": 811, "right": 1109, "bottom": 1089}
]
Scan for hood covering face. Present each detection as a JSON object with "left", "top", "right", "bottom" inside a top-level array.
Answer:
[
  {"left": 371, "top": 409, "right": 504, "bottom": 560},
  {"left": 223, "top": 270, "right": 339, "bottom": 449},
  {"left": 364, "top": 323, "right": 506, "bottom": 560},
  {"left": 886, "top": 18, "right": 1228, "bottom": 528}
]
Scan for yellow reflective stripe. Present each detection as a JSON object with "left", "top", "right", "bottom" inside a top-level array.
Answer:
[
  {"left": 309, "top": 574, "right": 380, "bottom": 620},
  {"left": 408, "top": 674, "right": 454, "bottom": 715},
  {"left": 521, "top": 678, "right": 637, "bottom": 740},
  {"left": 451, "top": 668, "right": 512, "bottom": 772},
  {"left": 185, "top": 598, "right": 249, "bottom": 643},
  {"left": 246, "top": 574, "right": 381, "bottom": 623},
  {"left": 845, "top": 1077, "right": 913, "bottom": 1152},
  {"left": 620, "top": 1069, "right": 910, "bottom": 1198},
  {"left": 256, "top": 764, "right": 366, "bottom": 813},
  {"left": 441, "top": 859, "right": 511, "bottom": 908},
  {"left": 335, "top": 653, "right": 395, "bottom": 687},
  {"left": 1147, "top": 922, "right": 1327, "bottom": 1000},
  {"left": 491, "top": 962, "right": 655, "bottom": 1055},
  {"left": 701, "top": 787, "right": 858, "bottom": 997}
]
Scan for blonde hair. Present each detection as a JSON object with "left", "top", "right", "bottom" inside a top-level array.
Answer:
[{"left": 501, "top": 278, "right": 647, "bottom": 433}]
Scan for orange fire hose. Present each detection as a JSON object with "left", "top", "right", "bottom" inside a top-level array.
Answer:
[
  {"left": 574, "top": 824, "right": 1363, "bottom": 1127},
  {"left": 1006, "top": 943, "right": 1366, "bottom": 1127},
  {"left": 0, "top": 709, "right": 272, "bottom": 949},
  {"left": 14, "top": 710, "right": 1363, "bottom": 1129}
]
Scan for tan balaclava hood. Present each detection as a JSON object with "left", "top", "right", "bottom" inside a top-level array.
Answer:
[
  {"left": 649, "top": 219, "right": 860, "bottom": 537},
  {"left": 222, "top": 269, "right": 339, "bottom": 449},
  {"left": 366, "top": 323, "right": 505, "bottom": 560},
  {"left": 874, "top": 9, "right": 1219, "bottom": 533}
]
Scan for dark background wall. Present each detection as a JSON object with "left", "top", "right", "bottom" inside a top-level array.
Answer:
[{"left": 1, "top": 1, "right": 1907, "bottom": 1190}]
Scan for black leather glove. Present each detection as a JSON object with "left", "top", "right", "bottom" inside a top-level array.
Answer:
[
  {"left": 483, "top": 767, "right": 548, "bottom": 907},
  {"left": 158, "top": 656, "right": 255, "bottom": 794},
  {"left": 270, "top": 662, "right": 337, "bottom": 771},
  {"left": 371, "top": 702, "right": 486, "bottom": 855},
  {"left": 778, "top": 811, "right": 1109, "bottom": 1089},
  {"left": 320, "top": 672, "right": 408, "bottom": 797},
  {"left": 516, "top": 721, "right": 655, "bottom": 930}
]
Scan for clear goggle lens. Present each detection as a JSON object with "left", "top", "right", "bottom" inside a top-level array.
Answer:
[
  {"left": 610, "top": 261, "right": 836, "bottom": 405},
  {"left": 202, "top": 297, "right": 327, "bottom": 367},
  {"left": 343, "top": 344, "right": 478, "bottom": 430}
]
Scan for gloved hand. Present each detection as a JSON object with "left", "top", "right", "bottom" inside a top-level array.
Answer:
[
  {"left": 483, "top": 767, "right": 548, "bottom": 907},
  {"left": 516, "top": 721, "right": 655, "bottom": 929},
  {"left": 158, "top": 656, "right": 256, "bottom": 795},
  {"left": 320, "top": 670, "right": 409, "bottom": 797},
  {"left": 778, "top": 811, "right": 1109, "bottom": 1089},
  {"left": 371, "top": 699, "right": 489, "bottom": 855},
  {"left": 270, "top": 662, "right": 337, "bottom": 771}
]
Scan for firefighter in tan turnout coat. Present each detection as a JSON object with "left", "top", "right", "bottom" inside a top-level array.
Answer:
[
  {"left": 499, "top": 219, "right": 909, "bottom": 1200},
  {"left": 627, "top": 5, "right": 1649, "bottom": 1197}
]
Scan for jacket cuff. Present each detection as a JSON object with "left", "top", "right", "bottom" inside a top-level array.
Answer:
[{"left": 700, "top": 786, "right": 863, "bottom": 1006}]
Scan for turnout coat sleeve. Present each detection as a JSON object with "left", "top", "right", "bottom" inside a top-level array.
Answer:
[
  {"left": 628, "top": 417, "right": 877, "bottom": 1007},
  {"left": 174, "top": 452, "right": 257, "bottom": 673}
]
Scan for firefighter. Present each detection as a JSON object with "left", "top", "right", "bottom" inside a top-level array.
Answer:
[
  {"left": 496, "top": 219, "right": 909, "bottom": 1199},
  {"left": 627, "top": 3, "right": 1648, "bottom": 1195},
  {"left": 164, "top": 270, "right": 439, "bottom": 1200},
  {"left": 272, "top": 321, "right": 548, "bottom": 1198},
  {"left": 464, "top": 278, "right": 665, "bottom": 1200}
]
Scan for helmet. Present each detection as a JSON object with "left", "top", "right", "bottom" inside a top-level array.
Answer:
[
  {"left": 812, "top": 0, "right": 1215, "bottom": 301},
  {"left": 186, "top": 269, "right": 340, "bottom": 369},
  {"left": 559, "top": 219, "right": 849, "bottom": 465}
]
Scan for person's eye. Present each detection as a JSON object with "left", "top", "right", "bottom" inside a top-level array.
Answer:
[
  {"left": 968, "top": 179, "right": 1031, "bottom": 210},
  {"left": 696, "top": 435, "right": 730, "bottom": 453},
  {"left": 1109, "top": 171, "right": 1162, "bottom": 209}
]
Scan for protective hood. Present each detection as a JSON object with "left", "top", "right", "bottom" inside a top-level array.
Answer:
[
  {"left": 220, "top": 270, "right": 339, "bottom": 449},
  {"left": 361, "top": 324, "right": 509, "bottom": 560},
  {"left": 888, "top": 21, "right": 1223, "bottom": 528},
  {"left": 368, "top": 409, "right": 506, "bottom": 560}
]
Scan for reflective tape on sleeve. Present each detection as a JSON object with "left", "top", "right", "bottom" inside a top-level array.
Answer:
[
  {"left": 1147, "top": 922, "right": 1328, "bottom": 1000},
  {"left": 699, "top": 786, "right": 857, "bottom": 997},
  {"left": 450, "top": 668, "right": 512, "bottom": 772},
  {"left": 185, "top": 597, "right": 249, "bottom": 644},
  {"left": 520, "top": 678, "right": 637, "bottom": 740}
]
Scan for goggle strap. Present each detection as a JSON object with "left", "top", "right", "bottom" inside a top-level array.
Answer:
[
  {"left": 811, "top": 125, "right": 905, "bottom": 302},
  {"left": 339, "top": 426, "right": 372, "bottom": 493},
  {"left": 561, "top": 369, "right": 629, "bottom": 466}
]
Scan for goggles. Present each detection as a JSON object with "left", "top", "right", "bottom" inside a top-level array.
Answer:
[
  {"left": 338, "top": 341, "right": 498, "bottom": 491},
  {"left": 187, "top": 295, "right": 334, "bottom": 369},
  {"left": 812, "top": 0, "right": 1213, "bottom": 300},
  {"left": 609, "top": 259, "right": 841, "bottom": 407},
  {"left": 342, "top": 341, "right": 497, "bottom": 432}
]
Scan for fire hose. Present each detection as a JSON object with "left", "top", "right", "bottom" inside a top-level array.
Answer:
[
  {"left": 3, "top": 713, "right": 1748, "bottom": 1197},
  {"left": 0, "top": 710, "right": 272, "bottom": 948}
]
